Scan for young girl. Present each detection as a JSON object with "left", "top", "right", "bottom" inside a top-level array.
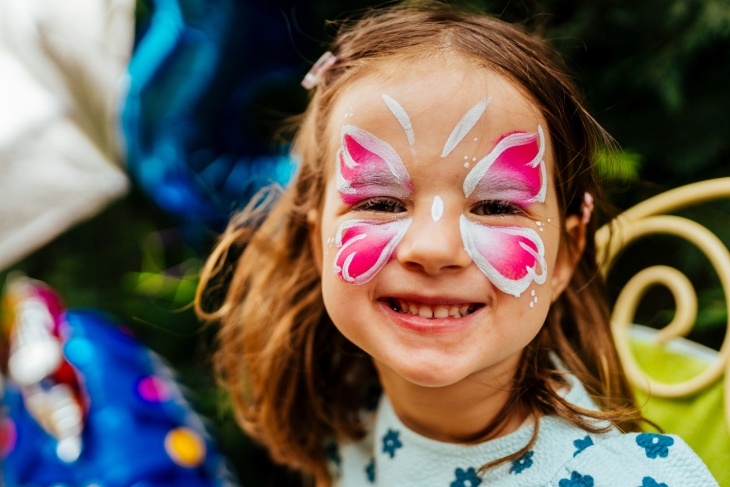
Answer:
[{"left": 196, "top": 4, "right": 717, "bottom": 486}]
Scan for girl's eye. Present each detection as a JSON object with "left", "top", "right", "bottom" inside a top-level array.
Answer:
[
  {"left": 354, "top": 198, "right": 406, "bottom": 213},
  {"left": 471, "top": 200, "right": 523, "bottom": 216}
]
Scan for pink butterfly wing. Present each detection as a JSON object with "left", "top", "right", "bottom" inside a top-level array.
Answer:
[
  {"left": 463, "top": 126, "right": 546, "bottom": 204},
  {"left": 334, "top": 218, "right": 412, "bottom": 284},
  {"left": 337, "top": 125, "right": 411, "bottom": 205},
  {"left": 460, "top": 216, "right": 547, "bottom": 297}
]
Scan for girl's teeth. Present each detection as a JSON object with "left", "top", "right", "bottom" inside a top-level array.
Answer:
[
  {"left": 393, "top": 300, "right": 475, "bottom": 319},
  {"left": 433, "top": 306, "right": 449, "bottom": 319}
]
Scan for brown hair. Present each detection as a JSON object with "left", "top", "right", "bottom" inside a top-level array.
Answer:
[{"left": 196, "top": 3, "right": 642, "bottom": 485}]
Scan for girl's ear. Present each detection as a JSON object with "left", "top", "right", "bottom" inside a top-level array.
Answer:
[
  {"left": 307, "top": 209, "right": 324, "bottom": 273},
  {"left": 550, "top": 214, "right": 587, "bottom": 302}
]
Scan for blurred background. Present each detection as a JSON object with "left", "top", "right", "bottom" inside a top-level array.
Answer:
[{"left": 0, "top": 0, "right": 728, "bottom": 485}]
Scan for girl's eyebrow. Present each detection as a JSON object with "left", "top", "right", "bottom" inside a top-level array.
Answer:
[{"left": 347, "top": 169, "right": 406, "bottom": 188}]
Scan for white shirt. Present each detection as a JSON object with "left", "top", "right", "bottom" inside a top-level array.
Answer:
[{"left": 328, "top": 375, "right": 717, "bottom": 486}]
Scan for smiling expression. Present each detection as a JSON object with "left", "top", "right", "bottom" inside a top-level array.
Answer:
[{"left": 313, "top": 60, "right": 573, "bottom": 389}]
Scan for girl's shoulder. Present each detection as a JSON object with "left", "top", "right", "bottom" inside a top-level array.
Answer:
[
  {"left": 546, "top": 432, "right": 718, "bottom": 487},
  {"left": 541, "top": 372, "right": 717, "bottom": 486}
]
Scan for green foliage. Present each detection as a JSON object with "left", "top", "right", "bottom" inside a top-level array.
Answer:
[{"left": 596, "top": 148, "right": 643, "bottom": 183}]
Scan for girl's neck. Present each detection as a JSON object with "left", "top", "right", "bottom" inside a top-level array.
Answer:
[{"left": 375, "top": 356, "right": 529, "bottom": 444}]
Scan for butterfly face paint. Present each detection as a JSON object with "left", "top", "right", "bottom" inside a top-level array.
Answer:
[
  {"left": 336, "top": 125, "right": 412, "bottom": 206},
  {"left": 460, "top": 217, "right": 547, "bottom": 297},
  {"left": 333, "top": 218, "right": 412, "bottom": 284},
  {"left": 431, "top": 196, "right": 444, "bottom": 222},
  {"left": 463, "top": 126, "right": 546, "bottom": 204},
  {"left": 334, "top": 110, "right": 414, "bottom": 284},
  {"left": 382, "top": 94, "right": 415, "bottom": 151},
  {"left": 460, "top": 126, "right": 548, "bottom": 297},
  {"left": 441, "top": 98, "right": 491, "bottom": 158}
]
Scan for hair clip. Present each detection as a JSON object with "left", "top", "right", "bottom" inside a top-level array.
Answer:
[
  {"left": 580, "top": 192, "right": 594, "bottom": 225},
  {"left": 301, "top": 51, "right": 337, "bottom": 89}
]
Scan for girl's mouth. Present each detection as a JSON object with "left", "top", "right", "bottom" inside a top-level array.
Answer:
[{"left": 382, "top": 298, "right": 482, "bottom": 319}]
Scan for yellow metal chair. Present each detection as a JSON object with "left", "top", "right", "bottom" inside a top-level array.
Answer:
[{"left": 597, "top": 177, "right": 730, "bottom": 485}]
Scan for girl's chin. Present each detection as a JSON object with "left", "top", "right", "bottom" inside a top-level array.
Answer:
[{"left": 375, "top": 353, "right": 477, "bottom": 389}]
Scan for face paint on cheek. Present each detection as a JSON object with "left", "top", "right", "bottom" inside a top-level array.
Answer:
[
  {"left": 459, "top": 215, "right": 547, "bottom": 297},
  {"left": 337, "top": 125, "right": 412, "bottom": 205},
  {"left": 463, "top": 125, "right": 546, "bottom": 204},
  {"left": 431, "top": 196, "right": 444, "bottom": 222},
  {"left": 333, "top": 218, "right": 412, "bottom": 284}
]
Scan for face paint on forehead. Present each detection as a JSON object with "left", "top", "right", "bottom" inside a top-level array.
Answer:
[
  {"left": 463, "top": 126, "right": 546, "bottom": 204},
  {"left": 441, "top": 98, "right": 491, "bottom": 158},
  {"left": 459, "top": 215, "right": 547, "bottom": 297},
  {"left": 336, "top": 125, "right": 412, "bottom": 205},
  {"left": 334, "top": 218, "right": 412, "bottom": 284},
  {"left": 382, "top": 94, "right": 415, "bottom": 151}
]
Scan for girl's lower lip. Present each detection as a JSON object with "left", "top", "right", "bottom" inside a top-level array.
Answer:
[{"left": 378, "top": 301, "right": 477, "bottom": 335}]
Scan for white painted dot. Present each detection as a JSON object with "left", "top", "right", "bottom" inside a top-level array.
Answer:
[
  {"left": 473, "top": 137, "right": 479, "bottom": 141},
  {"left": 472, "top": 157, "right": 477, "bottom": 161},
  {"left": 531, "top": 290, "right": 536, "bottom": 296},
  {"left": 529, "top": 302, "right": 535, "bottom": 309},
  {"left": 431, "top": 196, "right": 444, "bottom": 222},
  {"left": 464, "top": 163, "right": 470, "bottom": 168},
  {"left": 464, "top": 156, "right": 469, "bottom": 160}
]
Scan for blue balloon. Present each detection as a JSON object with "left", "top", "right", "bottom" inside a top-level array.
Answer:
[{"left": 121, "top": 0, "right": 306, "bottom": 230}]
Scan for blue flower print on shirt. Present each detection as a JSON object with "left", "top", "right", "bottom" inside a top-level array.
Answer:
[
  {"left": 382, "top": 429, "right": 403, "bottom": 459},
  {"left": 365, "top": 457, "right": 375, "bottom": 483},
  {"left": 450, "top": 467, "right": 482, "bottom": 487},
  {"left": 509, "top": 450, "right": 534, "bottom": 474},
  {"left": 573, "top": 435, "right": 594, "bottom": 457},
  {"left": 636, "top": 433, "right": 675, "bottom": 459},
  {"left": 559, "top": 471, "right": 594, "bottom": 487},
  {"left": 640, "top": 476, "right": 668, "bottom": 487}
]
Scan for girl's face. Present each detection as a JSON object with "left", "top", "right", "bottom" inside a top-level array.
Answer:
[{"left": 311, "top": 60, "right": 581, "bottom": 390}]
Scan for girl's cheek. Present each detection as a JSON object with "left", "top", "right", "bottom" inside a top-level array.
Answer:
[
  {"left": 324, "top": 235, "right": 337, "bottom": 258},
  {"left": 333, "top": 218, "right": 412, "bottom": 284},
  {"left": 459, "top": 215, "right": 548, "bottom": 298}
]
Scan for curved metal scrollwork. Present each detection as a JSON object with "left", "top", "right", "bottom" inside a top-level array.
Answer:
[{"left": 596, "top": 177, "right": 730, "bottom": 429}]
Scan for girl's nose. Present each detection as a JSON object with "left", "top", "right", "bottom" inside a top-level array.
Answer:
[{"left": 395, "top": 205, "right": 472, "bottom": 275}]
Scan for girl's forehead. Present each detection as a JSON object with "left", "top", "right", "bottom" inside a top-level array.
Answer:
[{"left": 326, "top": 62, "right": 548, "bottom": 163}]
